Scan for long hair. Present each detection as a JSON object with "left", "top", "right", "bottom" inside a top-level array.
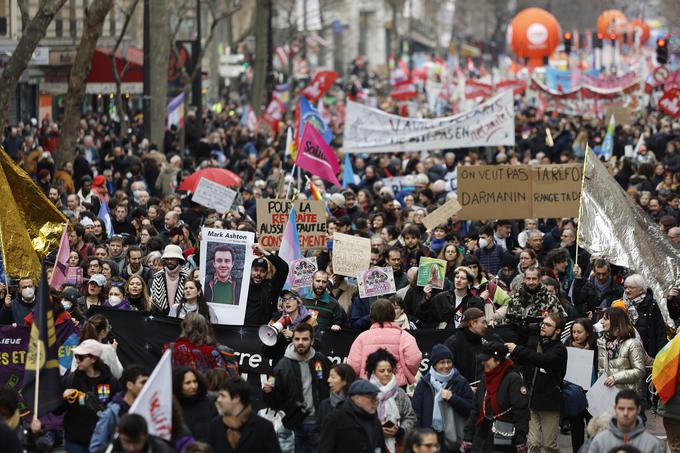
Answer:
[
  {"left": 79, "top": 314, "right": 110, "bottom": 343},
  {"left": 124, "top": 275, "right": 153, "bottom": 312},
  {"left": 437, "top": 241, "right": 463, "bottom": 268},
  {"left": 566, "top": 317, "right": 597, "bottom": 350},
  {"left": 179, "top": 312, "right": 211, "bottom": 346},
  {"left": 174, "top": 280, "right": 211, "bottom": 321},
  {"left": 603, "top": 307, "right": 635, "bottom": 341},
  {"left": 172, "top": 366, "right": 208, "bottom": 400}
]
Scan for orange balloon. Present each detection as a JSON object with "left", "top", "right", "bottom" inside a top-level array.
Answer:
[
  {"left": 597, "top": 10, "right": 627, "bottom": 39},
  {"left": 629, "top": 18, "right": 650, "bottom": 45},
  {"left": 507, "top": 8, "right": 561, "bottom": 67}
]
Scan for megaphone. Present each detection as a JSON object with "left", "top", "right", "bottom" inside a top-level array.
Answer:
[{"left": 258, "top": 316, "right": 293, "bottom": 346}]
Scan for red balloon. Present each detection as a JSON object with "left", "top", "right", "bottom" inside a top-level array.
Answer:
[
  {"left": 507, "top": 8, "right": 561, "bottom": 67},
  {"left": 629, "top": 18, "right": 650, "bottom": 45},
  {"left": 597, "top": 10, "right": 627, "bottom": 40}
]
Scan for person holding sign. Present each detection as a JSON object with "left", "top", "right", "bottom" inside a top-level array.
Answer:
[
  {"left": 204, "top": 245, "right": 241, "bottom": 305},
  {"left": 245, "top": 244, "right": 289, "bottom": 326},
  {"left": 417, "top": 267, "right": 483, "bottom": 329}
]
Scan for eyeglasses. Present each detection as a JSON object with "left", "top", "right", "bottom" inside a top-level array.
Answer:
[
  {"left": 281, "top": 297, "right": 298, "bottom": 303},
  {"left": 540, "top": 322, "right": 556, "bottom": 328}
]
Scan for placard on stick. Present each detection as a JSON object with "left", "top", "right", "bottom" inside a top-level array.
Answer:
[
  {"left": 332, "top": 232, "right": 371, "bottom": 277},
  {"left": 357, "top": 267, "right": 396, "bottom": 298},
  {"left": 256, "top": 199, "right": 327, "bottom": 251},
  {"left": 191, "top": 177, "right": 237, "bottom": 213},
  {"left": 290, "top": 257, "right": 318, "bottom": 288},
  {"left": 416, "top": 257, "right": 447, "bottom": 290},
  {"left": 422, "top": 198, "right": 462, "bottom": 231}
]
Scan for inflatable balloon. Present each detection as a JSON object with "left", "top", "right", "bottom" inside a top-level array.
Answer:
[
  {"left": 507, "top": 7, "right": 561, "bottom": 67},
  {"left": 629, "top": 18, "right": 650, "bottom": 45},
  {"left": 597, "top": 10, "right": 627, "bottom": 39}
]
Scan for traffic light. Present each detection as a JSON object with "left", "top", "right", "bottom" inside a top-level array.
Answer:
[
  {"left": 594, "top": 32, "right": 604, "bottom": 48},
  {"left": 657, "top": 38, "right": 669, "bottom": 64},
  {"left": 564, "top": 32, "right": 573, "bottom": 54}
]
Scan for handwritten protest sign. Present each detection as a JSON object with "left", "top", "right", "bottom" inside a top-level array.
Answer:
[
  {"left": 458, "top": 165, "right": 532, "bottom": 220},
  {"left": 290, "top": 257, "right": 318, "bottom": 288},
  {"left": 192, "top": 177, "right": 237, "bottom": 213},
  {"left": 416, "top": 257, "right": 447, "bottom": 290},
  {"left": 332, "top": 233, "right": 371, "bottom": 277},
  {"left": 257, "top": 199, "right": 327, "bottom": 251},
  {"left": 458, "top": 164, "right": 582, "bottom": 220},
  {"left": 357, "top": 267, "right": 396, "bottom": 298},
  {"left": 532, "top": 164, "right": 582, "bottom": 218},
  {"left": 343, "top": 91, "right": 514, "bottom": 152},
  {"left": 422, "top": 198, "right": 463, "bottom": 231}
]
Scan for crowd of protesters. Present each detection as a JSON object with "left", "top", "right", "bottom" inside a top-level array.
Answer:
[{"left": 0, "top": 76, "right": 680, "bottom": 453}]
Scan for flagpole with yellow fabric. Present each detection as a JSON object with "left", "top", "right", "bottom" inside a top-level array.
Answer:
[{"left": 0, "top": 147, "right": 67, "bottom": 282}]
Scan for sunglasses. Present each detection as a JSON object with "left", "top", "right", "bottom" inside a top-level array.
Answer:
[{"left": 74, "top": 354, "right": 91, "bottom": 361}]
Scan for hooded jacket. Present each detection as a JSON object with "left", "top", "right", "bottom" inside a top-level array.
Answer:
[{"left": 587, "top": 417, "right": 663, "bottom": 453}]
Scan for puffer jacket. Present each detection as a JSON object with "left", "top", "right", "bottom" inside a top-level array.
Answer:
[
  {"left": 347, "top": 322, "right": 423, "bottom": 386},
  {"left": 596, "top": 336, "right": 646, "bottom": 393}
]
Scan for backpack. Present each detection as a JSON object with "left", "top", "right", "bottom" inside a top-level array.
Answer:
[{"left": 562, "top": 381, "right": 587, "bottom": 417}]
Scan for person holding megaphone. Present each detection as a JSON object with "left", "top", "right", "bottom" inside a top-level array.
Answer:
[{"left": 259, "top": 290, "right": 318, "bottom": 361}]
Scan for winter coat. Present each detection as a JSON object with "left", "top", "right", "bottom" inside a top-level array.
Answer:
[
  {"left": 154, "top": 164, "right": 180, "bottom": 196},
  {"left": 586, "top": 417, "right": 663, "bottom": 453},
  {"left": 207, "top": 411, "right": 281, "bottom": 453},
  {"left": 417, "top": 291, "right": 484, "bottom": 329},
  {"left": 412, "top": 371, "right": 474, "bottom": 428},
  {"left": 350, "top": 295, "right": 379, "bottom": 330},
  {"left": 506, "top": 284, "right": 566, "bottom": 319},
  {"left": 347, "top": 322, "right": 422, "bottom": 386},
  {"left": 443, "top": 328, "right": 486, "bottom": 384},
  {"left": 631, "top": 289, "right": 668, "bottom": 357},
  {"left": 150, "top": 268, "right": 188, "bottom": 314},
  {"left": 391, "top": 388, "right": 417, "bottom": 435},
  {"left": 511, "top": 338, "right": 567, "bottom": 412},
  {"left": 89, "top": 392, "right": 130, "bottom": 452},
  {"left": 318, "top": 399, "right": 387, "bottom": 453},
  {"left": 464, "top": 367, "right": 530, "bottom": 452},
  {"left": 244, "top": 254, "right": 288, "bottom": 325},
  {"left": 596, "top": 336, "right": 646, "bottom": 393},
  {"left": 96, "top": 435, "right": 176, "bottom": 453},
  {"left": 0, "top": 297, "right": 35, "bottom": 325},
  {"left": 178, "top": 393, "right": 217, "bottom": 441},
  {"left": 572, "top": 277, "right": 623, "bottom": 315}
]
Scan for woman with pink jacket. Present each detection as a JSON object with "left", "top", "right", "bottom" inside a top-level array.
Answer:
[{"left": 347, "top": 298, "right": 423, "bottom": 386}]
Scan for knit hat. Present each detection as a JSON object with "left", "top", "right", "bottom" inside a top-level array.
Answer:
[
  {"left": 92, "top": 175, "right": 106, "bottom": 187},
  {"left": 252, "top": 257, "right": 269, "bottom": 269},
  {"left": 347, "top": 379, "right": 380, "bottom": 396},
  {"left": 329, "top": 193, "right": 345, "bottom": 208},
  {"left": 430, "top": 344, "right": 454, "bottom": 366}
]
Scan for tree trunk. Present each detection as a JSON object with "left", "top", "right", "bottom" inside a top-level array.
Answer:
[
  {"left": 57, "top": 0, "right": 115, "bottom": 169},
  {"left": 250, "top": 0, "right": 269, "bottom": 114},
  {"left": 111, "top": 0, "right": 140, "bottom": 140},
  {"left": 0, "top": 0, "right": 68, "bottom": 128},
  {"left": 149, "top": 0, "right": 169, "bottom": 150},
  {"left": 17, "top": 0, "right": 30, "bottom": 31}
]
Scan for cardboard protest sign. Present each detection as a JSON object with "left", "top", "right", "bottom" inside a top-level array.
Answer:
[
  {"left": 604, "top": 105, "right": 632, "bottom": 126},
  {"left": 531, "top": 164, "right": 582, "bottom": 218},
  {"left": 332, "top": 232, "right": 371, "bottom": 277},
  {"left": 458, "top": 165, "right": 533, "bottom": 220},
  {"left": 256, "top": 199, "right": 327, "bottom": 251},
  {"left": 290, "top": 257, "right": 318, "bottom": 288},
  {"left": 199, "top": 228, "right": 255, "bottom": 325},
  {"left": 344, "top": 91, "right": 514, "bottom": 153},
  {"left": 416, "top": 257, "right": 447, "bottom": 290},
  {"left": 192, "top": 177, "right": 237, "bottom": 213},
  {"left": 357, "top": 267, "right": 396, "bottom": 298},
  {"left": 422, "top": 198, "right": 462, "bottom": 231}
]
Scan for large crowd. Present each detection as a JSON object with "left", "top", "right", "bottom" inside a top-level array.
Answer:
[{"left": 0, "top": 78, "right": 680, "bottom": 453}]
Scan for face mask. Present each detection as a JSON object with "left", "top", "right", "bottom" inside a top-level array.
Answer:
[
  {"left": 21, "top": 287, "right": 35, "bottom": 299},
  {"left": 108, "top": 296, "right": 122, "bottom": 306},
  {"left": 62, "top": 300, "right": 72, "bottom": 310},
  {"left": 133, "top": 190, "right": 141, "bottom": 201},
  {"left": 478, "top": 238, "right": 489, "bottom": 249}
]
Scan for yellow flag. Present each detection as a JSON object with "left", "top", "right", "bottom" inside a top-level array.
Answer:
[{"left": 0, "top": 148, "right": 67, "bottom": 281}]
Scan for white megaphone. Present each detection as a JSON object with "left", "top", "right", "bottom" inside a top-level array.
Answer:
[{"left": 258, "top": 316, "right": 292, "bottom": 346}]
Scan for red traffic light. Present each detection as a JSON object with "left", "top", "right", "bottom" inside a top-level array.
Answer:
[
  {"left": 658, "top": 38, "right": 667, "bottom": 48},
  {"left": 609, "top": 33, "right": 617, "bottom": 40},
  {"left": 597, "top": 32, "right": 604, "bottom": 40},
  {"left": 564, "top": 32, "right": 572, "bottom": 40}
]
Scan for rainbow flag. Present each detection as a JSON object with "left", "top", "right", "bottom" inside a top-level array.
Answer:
[
  {"left": 279, "top": 207, "right": 303, "bottom": 290},
  {"left": 309, "top": 182, "right": 323, "bottom": 201},
  {"left": 653, "top": 334, "right": 680, "bottom": 404}
]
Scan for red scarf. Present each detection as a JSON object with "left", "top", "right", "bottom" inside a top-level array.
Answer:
[{"left": 477, "top": 359, "right": 514, "bottom": 426}]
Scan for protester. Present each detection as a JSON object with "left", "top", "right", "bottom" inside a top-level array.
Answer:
[
  {"left": 0, "top": 389, "right": 22, "bottom": 453},
  {"left": 316, "top": 363, "right": 357, "bottom": 434},
  {"left": 102, "top": 413, "right": 176, "bottom": 453},
  {"left": 151, "top": 244, "right": 190, "bottom": 314},
  {"left": 77, "top": 273, "right": 106, "bottom": 313},
  {"left": 173, "top": 367, "right": 217, "bottom": 442},
  {"left": 417, "top": 266, "right": 484, "bottom": 329},
  {"left": 572, "top": 259, "right": 623, "bottom": 315},
  {"left": 347, "top": 298, "right": 422, "bottom": 387},
  {"left": 365, "top": 348, "right": 416, "bottom": 453},
  {"left": 318, "top": 379, "right": 386, "bottom": 453},
  {"left": 0, "top": 276, "right": 36, "bottom": 325},
  {"left": 403, "top": 427, "right": 440, "bottom": 453},
  {"left": 244, "top": 244, "right": 289, "bottom": 325},
  {"left": 621, "top": 274, "right": 667, "bottom": 357},
  {"left": 586, "top": 389, "right": 663, "bottom": 453},
  {"left": 71, "top": 314, "right": 124, "bottom": 378},
  {"left": 169, "top": 279, "right": 217, "bottom": 322},
  {"left": 443, "top": 308, "right": 488, "bottom": 385},
  {"left": 124, "top": 275, "right": 153, "bottom": 311},
  {"left": 304, "top": 270, "right": 346, "bottom": 331},
  {"left": 412, "top": 344, "right": 473, "bottom": 453}
]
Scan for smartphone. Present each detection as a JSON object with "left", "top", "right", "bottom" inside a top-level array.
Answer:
[{"left": 382, "top": 421, "right": 395, "bottom": 428}]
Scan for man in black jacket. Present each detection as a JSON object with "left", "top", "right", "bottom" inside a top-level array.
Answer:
[
  {"left": 506, "top": 312, "right": 567, "bottom": 453},
  {"left": 572, "top": 259, "right": 622, "bottom": 315},
  {"left": 263, "top": 323, "right": 330, "bottom": 451},
  {"left": 443, "top": 307, "right": 488, "bottom": 385},
  {"left": 244, "top": 243, "right": 288, "bottom": 325},
  {"left": 318, "top": 380, "right": 386, "bottom": 453},
  {"left": 209, "top": 377, "right": 281, "bottom": 453}
]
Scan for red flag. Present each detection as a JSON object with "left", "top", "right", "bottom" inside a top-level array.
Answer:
[
  {"left": 263, "top": 98, "right": 284, "bottom": 128},
  {"left": 300, "top": 70, "right": 338, "bottom": 102},
  {"left": 390, "top": 83, "right": 417, "bottom": 101}
]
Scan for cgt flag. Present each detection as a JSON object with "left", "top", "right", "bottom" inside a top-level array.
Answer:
[
  {"left": 129, "top": 349, "right": 173, "bottom": 440},
  {"left": 296, "top": 122, "right": 340, "bottom": 187},
  {"left": 300, "top": 70, "right": 338, "bottom": 102},
  {"left": 22, "top": 264, "right": 63, "bottom": 417}
]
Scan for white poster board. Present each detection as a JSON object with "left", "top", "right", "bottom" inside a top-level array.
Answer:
[
  {"left": 565, "top": 347, "right": 595, "bottom": 390},
  {"left": 332, "top": 232, "right": 371, "bottom": 277},
  {"left": 586, "top": 374, "right": 619, "bottom": 418},
  {"left": 199, "top": 228, "right": 254, "bottom": 325},
  {"left": 192, "top": 177, "right": 237, "bottom": 213}
]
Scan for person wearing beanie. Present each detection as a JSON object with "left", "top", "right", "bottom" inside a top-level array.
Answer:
[
  {"left": 328, "top": 193, "right": 348, "bottom": 219},
  {"left": 412, "top": 344, "right": 473, "bottom": 453},
  {"left": 443, "top": 308, "right": 488, "bottom": 384}
]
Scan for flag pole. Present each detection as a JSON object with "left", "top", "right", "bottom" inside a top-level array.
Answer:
[
  {"left": 285, "top": 164, "right": 297, "bottom": 201},
  {"left": 575, "top": 146, "right": 590, "bottom": 271},
  {"left": 33, "top": 331, "right": 41, "bottom": 422}
]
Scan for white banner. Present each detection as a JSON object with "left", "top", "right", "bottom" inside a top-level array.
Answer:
[
  {"left": 343, "top": 90, "right": 515, "bottom": 153},
  {"left": 199, "top": 228, "right": 255, "bottom": 325},
  {"left": 129, "top": 349, "right": 172, "bottom": 440}
]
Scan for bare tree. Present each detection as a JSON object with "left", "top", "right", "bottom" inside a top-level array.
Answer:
[
  {"left": 16, "top": 0, "right": 30, "bottom": 30},
  {"left": 0, "top": 0, "right": 69, "bottom": 128},
  {"left": 57, "top": 0, "right": 115, "bottom": 169},
  {"left": 109, "top": 0, "right": 140, "bottom": 140}
]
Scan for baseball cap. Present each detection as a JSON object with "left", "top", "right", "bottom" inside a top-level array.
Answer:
[
  {"left": 252, "top": 257, "right": 269, "bottom": 269},
  {"left": 72, "top": 339, "right": 103, "bottom": 357},
  {"left": 88, "top": 274, "right": 106, "bottom": 287},
  {"left": 478, "top": 342, "right": 509, "bottom": 362}
]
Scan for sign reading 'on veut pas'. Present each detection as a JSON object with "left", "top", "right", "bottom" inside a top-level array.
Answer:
[
  {"left": 256, "top": 199, "right": 327, "bottom": 251},
  {"left": 458, "top": 164, "right": 582, "bottom": 220}
]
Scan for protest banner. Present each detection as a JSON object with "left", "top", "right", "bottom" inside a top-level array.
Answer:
[
  {"left": 199, "top": 228, "right": 255, "bottom": 325},
  {"left": 290, "top": 257, "right": 318, "bottom": 288},
  {"left": 565, "top": 347, "right": 595, "bottom": 390},
  {"left": 458, "top": 165, "right": 533, "bottom": 220},
  {"left": 531, "top": 164, "right": 583, "bottom": 218},
  {"left": 422, "top": 198, "right": 462, "bottom": 231},
  {"left": 382, "top": 176, "right": 410, "bottom": 194},
  {"left": 191, "top": 177, "right": 237, "bottom": 213},
  {"left": 343, "top": 90, "right": 514, "bottom": 153},
  {"left": 417, "top": 257, "right": 447, "bottom": 290},
  {"left": 332, "top": 232, "right": 371, "bottom": 277},
  {"left": 357, "top": 267, "right": 396, "bottom": 298},
  {"left": 256, "top": 199, "right": 327, "bottom": 251}
]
